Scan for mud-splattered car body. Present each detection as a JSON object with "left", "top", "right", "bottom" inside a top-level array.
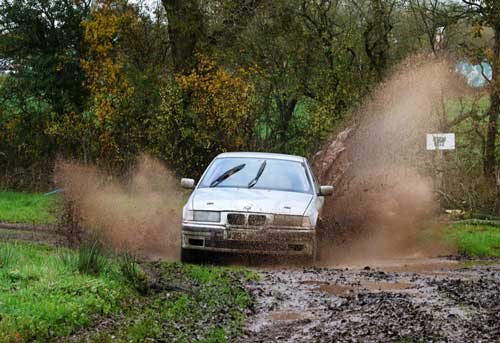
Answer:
[{"left": 180, "top": 152, "right": 333, "bottom": 261}]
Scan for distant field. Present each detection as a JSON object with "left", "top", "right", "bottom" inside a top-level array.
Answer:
[
  {"left": 446, "top": 223, "right": 500, "bottom": 258},
  {"left": 0, "top": 191, "right": 56, "bottom": 224}
]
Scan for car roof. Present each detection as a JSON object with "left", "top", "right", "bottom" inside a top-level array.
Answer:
[{"left": 215, "top": 152, "right": 306, "bottom": 162}]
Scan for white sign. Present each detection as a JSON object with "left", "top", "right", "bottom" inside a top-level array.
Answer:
[{"left": 426, "top": 133, "right": 455, "bottom": 150}]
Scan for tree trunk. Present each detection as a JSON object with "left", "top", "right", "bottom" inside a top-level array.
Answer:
[
  {"left": 277, "top": 96, "right": 297, "bottom": 146},
  {"left": 162, "top": 0, "right": 205, "bottom": 74},
  {"left": 364, "top": 0, "right": 392, "bottom": 79},
  {"left": 496, "top": 166, "right": 500, "bottom": 215},
  {"left": 483, "top": 24, "right": 500, "bottom": 177}
]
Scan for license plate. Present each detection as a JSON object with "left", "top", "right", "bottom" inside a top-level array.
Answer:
[{"left": 228, "top": 231, "right": 248, "bottom": 240}]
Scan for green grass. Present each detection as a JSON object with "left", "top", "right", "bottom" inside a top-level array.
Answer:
[
  {"left": 445, "top": 223, "right": 500, "bottom": 258},
  {"left": 0, "top": 242, "right": 127, "bottom": 342},
  {"left": 88, "top": 262, "right": 258, "bottom": 343},
  {"left": 0, "top": 191, "right": 56, "bottom": 224},
  {"left": 0, "top": 241, "right": 256, "bottom": 342},
  {"left": 444, "top": 96, "right": 490, "bottom": 120}
]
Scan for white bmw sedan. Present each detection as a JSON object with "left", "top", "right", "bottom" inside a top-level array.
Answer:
[{"left": 179, "top": 152, "right": 333, "bottom": 262}]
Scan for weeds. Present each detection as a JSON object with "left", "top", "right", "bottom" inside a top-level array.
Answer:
[
  {"left": 120, "top": 253, "right": 149, "bottom": 294},
  {"left": 0, "top": 244, "right": 15, "bottom": 269},
  {"left": 59, "top": 250, "right": 78, "bottom": 270},
  {"left": 77, "top": 236, "right": 108, "bottom": 275}
]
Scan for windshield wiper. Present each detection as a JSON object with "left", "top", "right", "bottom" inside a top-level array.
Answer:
[
  {"left": 210, "top": 163, "right": 246, "bottom": 187},
  {"left": 248, "top": 160, "right": 266, "bottom": 189}
]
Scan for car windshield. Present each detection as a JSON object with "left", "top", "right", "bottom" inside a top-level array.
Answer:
[{"left": 199, "top": 157, "right": 312, "bottom": 193}]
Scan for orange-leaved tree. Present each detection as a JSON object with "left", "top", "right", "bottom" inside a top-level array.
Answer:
[
  {"left": 151, "top": 56, "right": 258, "bottom": 176},
  {"left": 80, "top": 0, "right": 134, "bottom": 165}
]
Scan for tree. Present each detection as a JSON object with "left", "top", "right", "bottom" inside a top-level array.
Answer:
[
  {"left": 0, "top": 0, "right": 90, "bottom": 114},
  {"left": 151, "top": 57, "right": 257, "bottom": 176},
  {"left": 161, "top": 0, "right": 205, "bottom": 74},
  {"left": 231, "top": 0, "right": 367, "bottom": 151},
  {"left": 0, "top": 0, "right": 91, "bottom": 188},
  {"left": 462, "top": 0, "right": 500, "bottom": 178},
  {"left": 356, "top": 0, "right": 395, "bottom": 78},
  {"left": 204, "top": 0, "right": 263, "bottom": 50},
  {"left": 408, "top": 0, "right": 463, "bottom": 55}
]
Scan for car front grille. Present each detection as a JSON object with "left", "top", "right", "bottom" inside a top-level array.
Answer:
[
  {"left": 227, "top": 213, "right": 246, "bottom": 225},
  {"left": 227, "top": 213, "right": 268, "bottom": 227},
  {"left": 248, "top": 214, "right": 266, "bottom": 226}
]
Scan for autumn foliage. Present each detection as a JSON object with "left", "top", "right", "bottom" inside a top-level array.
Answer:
[
  {"left": 150, "top": 57, "right": 257, "bottom": 176},
  {"left": 79, "top": 0, "right": 134, "bottom": 164}
]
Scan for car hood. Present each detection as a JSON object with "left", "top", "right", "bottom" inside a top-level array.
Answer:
[{"left": 191, "top": 188, "right": 313, "bottom": 216}]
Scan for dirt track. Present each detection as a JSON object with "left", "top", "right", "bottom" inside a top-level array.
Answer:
[{"left": 238, "top": 259, "right": 500, "bottom": 342}]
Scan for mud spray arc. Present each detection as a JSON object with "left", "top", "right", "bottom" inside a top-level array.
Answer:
[{"left": 314, "top": 57, "right": 462, "bottom": 264}]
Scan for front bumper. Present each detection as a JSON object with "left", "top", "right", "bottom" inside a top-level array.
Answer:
[{"left": 181, "top": 223, "right": 316, "bottom": 256}]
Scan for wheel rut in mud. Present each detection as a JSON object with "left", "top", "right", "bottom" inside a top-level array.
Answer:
[{"left": 238, "top": 260, "right": 500, "bottom": 342}]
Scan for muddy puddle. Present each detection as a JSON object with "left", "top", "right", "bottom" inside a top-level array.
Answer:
[
  {"left": 267, "top": 310, "right": 315, "bottom": 322},
  {"left": 238, "top": 259, "right": 500, "bottom": 343},
  {"left": 319, "top": 257, "right": 460, "bottom": 272},
  {"left": 302, "top": 280, "right": 414, "bottom": 296}
]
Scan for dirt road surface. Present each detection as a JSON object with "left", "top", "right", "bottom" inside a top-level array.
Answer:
[{"left": 238, "top": 258, "right": 500, "bottom": 342}]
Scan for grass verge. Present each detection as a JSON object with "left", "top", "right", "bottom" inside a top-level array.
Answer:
[
  {"left": 0, "top": 242, "right": 256, "bottom": 342},
  {"left": 0, "top": 191, "right": 56, "bottom": 224},
  {"left": 445, "top": 223, "right": 500, "bottom": 258},
  {"left": 84, "top": 262, "right": 257, "bottom": 343},
  {"left": 0, "top": 242, "right": 127, "bottom": 342}
]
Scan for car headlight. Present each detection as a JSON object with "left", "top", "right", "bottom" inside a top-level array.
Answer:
[
  {"left": 189, "top": 210, "right": 221, "bottom": 223},
  {"left": 273, "top": 215, "right": 311, "bottom": 227}
]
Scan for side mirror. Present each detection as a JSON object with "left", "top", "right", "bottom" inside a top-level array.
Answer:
[
  {"left": 181, "top": 178, "right": 195, "bottom": 189},
  {"left": 319, "top": 185, "right": 334, "bottom": 196}
]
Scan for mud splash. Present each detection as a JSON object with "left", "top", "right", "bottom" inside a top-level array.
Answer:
[
  {"left": 314, "top": 57, "right": 464, "bottom": 263},
  {"left": 55, "top": 155, "right": 182, "bottom": 259}
]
